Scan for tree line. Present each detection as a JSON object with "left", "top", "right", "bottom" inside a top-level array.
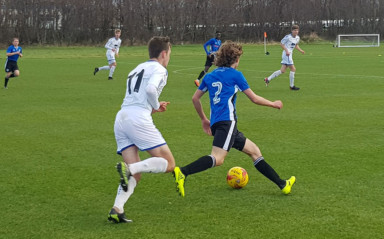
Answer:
[{"left": 1, "top": 0, "right": 383, "bottom": 46}]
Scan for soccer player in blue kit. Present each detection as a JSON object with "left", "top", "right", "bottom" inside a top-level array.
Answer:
[
  {"left": 194, "top": 31, "right": 222, "bottom": 87},
  {"left": 4, "top": 38, "right": 23, "bottom": 89},
  {"left": 174, "top": 41, "right": 296, "bottom": 197}
]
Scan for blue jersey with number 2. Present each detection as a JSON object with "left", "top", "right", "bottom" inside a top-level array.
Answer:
[{"left": 199, "top": 67, "right": 250, "bottom": 126}]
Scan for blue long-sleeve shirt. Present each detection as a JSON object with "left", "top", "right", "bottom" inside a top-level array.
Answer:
[{"left": 203, "top": 38, "right": 221, "bottom": 55}]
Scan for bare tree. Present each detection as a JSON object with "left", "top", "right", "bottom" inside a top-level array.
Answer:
[{"left": 1, "top": 0, "right": 383, "bottom": 45}]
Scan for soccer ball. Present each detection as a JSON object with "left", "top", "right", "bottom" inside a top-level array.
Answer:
[{"left": 226, "top": 167, "right": 249, "bottom": 189}]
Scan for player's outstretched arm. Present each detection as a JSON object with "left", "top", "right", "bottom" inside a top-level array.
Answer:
[
  {"left": 192, "top": 89, "right": 212, "bottom": 135},
  {"left": 6, "top": 52, "right": 18, "bottom": 57},
  {"left": 203, "top": 39, "right": 213, "bottom": 55},
  {"left": 243, "top": 89, "right": 283, "bottom": 109},
  {"left": 105, "top": 38, "right": 113, "bottom": 50},
  {"left": 280, "top": 43, "right": 290, "bottom": 56},
  {"left": 295, "top": 45, "right": 305, "bottom": 54},
  {"left": 156, "top": 101, "right": 170, "bottom": 113},
  {"left": 146, "top": 84, "right": 161, "bottom": 112}
]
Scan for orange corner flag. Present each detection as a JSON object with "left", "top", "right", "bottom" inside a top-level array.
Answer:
[{"left": 264, "top": 32, "right": 267, "bottom": 38}]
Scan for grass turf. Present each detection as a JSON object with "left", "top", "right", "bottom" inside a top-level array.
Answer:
[{"left": 1, "top": 43, "right": 383, "bottom": 238}]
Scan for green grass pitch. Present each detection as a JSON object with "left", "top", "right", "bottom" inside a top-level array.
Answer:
[{"left": 1, "top": 43, "right": 383, "bottom": 238}]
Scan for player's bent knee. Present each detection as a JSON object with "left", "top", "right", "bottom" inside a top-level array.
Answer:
[
  {"left": 251, "top": 153, "right": 263, "bottom": 162},
  {"left": 215, "top": 157, "right": 225, "bottom": 166},
  {"left": 242, "top": 140, "right": 262, "bottom": 159}
]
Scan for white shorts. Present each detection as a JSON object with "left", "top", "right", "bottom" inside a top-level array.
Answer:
[
  {"left": 106, "top": 52, "right": 116, "bottom": 65},
  {"left": 281, "top": 51, "right": 294, "bottom": 65},
  {"left": 114, "top": 107, "right": 166, "bottom": 154}
]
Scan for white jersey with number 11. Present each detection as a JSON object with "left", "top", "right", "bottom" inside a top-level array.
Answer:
[{"left": 121, "top": 60, "right": 168, "bottom": 113}]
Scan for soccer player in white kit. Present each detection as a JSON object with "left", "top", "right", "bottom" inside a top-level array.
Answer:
[
  {"left": 108, "top": 36, "right": 175, "bottom": 223},
  {"left": 94, "top": 29, "right": 122, "bottom": 80},
  {"left": 264, "top": 25, "right": 305, "bottom": 90}
]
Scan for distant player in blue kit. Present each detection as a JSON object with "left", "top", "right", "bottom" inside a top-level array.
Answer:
[
  {"left": 174, "top": 41, "right": 296, "bottom": 197},
  {"left": 4, "top": 38, "right": 23, "bottom": 89},
  {"left": 194, "top": 31, "right": 222, "bottom": 87},
  {"left": 264, "top": 25, "right": 305, "bottom": 90}
]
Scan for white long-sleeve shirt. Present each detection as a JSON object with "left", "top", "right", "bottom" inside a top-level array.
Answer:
[
  {"left": 121, "top": 60, "right": 167, "bottom": 113},
  {"left": 105, "top": 37, "right": 122, "bottom": 57},
  {"left": 281, "top": 34, "right": 300, "bottom": 54}
]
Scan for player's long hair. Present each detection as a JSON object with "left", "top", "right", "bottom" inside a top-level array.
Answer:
[{"left": 215, "top": 41, "right": 243, "bottom": 67}]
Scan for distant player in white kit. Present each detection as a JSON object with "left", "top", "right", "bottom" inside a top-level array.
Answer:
[
  {"left": 94, "top": 29, "right": 122, "bottom": 80},
  {"left": 264, "top": 25, "right": 305, "bottom": 90},
  {"left": 108, "top": 36, "right": 175, "bottom": 223}
]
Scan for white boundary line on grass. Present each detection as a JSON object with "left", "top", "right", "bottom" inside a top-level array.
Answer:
[
  {"left": 171, "top": 66, "right": 384, "bottom": 79},
  {"left": 252, "top": 70, "right": 384, "bottom": 79},
  {"left": 172, "top": 66, "right": 202, "bottom": 75}
]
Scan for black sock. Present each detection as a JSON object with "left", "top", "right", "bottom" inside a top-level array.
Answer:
[
  {"left": 181, "top": 155, "right": 216, "bottom": 177},
  {"left": 254, "top": 157, "right": 286, "bottom": 189},
  {"left": 4, "top": 78, "right": 9, "bottom": 87},
  {"left": 197, "top": 70, "right": 205, "bottom": 80}
]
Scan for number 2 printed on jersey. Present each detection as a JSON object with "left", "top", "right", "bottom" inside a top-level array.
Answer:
[{"left": 212, "top": 81, "right": 222, "bottom": 105}]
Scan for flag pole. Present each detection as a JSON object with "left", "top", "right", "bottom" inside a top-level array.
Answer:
[{"left": 264, "top": 32, "right": 270, "bottom": 55}]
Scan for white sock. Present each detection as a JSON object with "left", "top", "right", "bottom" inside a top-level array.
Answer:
[
  {"left": 129, "top": 157, "right": 168, "bottom": 175},
  {"left": 268, "top": 70, "right": 281, "bottom": 81},
  {"left": 113, "top": 176, "right": 137, "bottom": 212},
  {"left": 290, "top": 71, "right": 295, "bottom": 87},
  {"left": 109, "top": 66, "right": 116, "bottom": 77},
  {"left": 99, "top": 66, "right": 110, "bottom": 71}
]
